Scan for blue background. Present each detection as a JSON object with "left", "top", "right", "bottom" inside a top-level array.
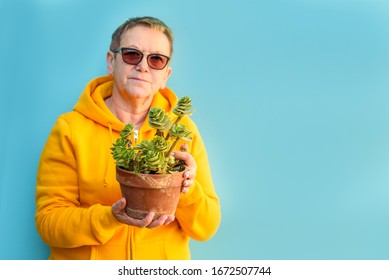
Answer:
[{"left": 1, "top": 0, "right": 389, "bottom": 259}]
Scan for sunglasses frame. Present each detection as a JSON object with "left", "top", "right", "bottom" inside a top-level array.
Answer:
[{"left": 112, "top": 47, "right": 170, "bottom": 70}]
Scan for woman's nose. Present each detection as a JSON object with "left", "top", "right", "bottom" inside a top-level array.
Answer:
[{"left": 135, "top": 56, "right": 149, "bottom": 72}]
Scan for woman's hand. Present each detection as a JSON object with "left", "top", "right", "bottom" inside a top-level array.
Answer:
[
  {"left": 111, "top": 197, "right": 175, "bottom": 228},
  {"left": 172, "top": 143, "right": 197, "bottom": 193}
]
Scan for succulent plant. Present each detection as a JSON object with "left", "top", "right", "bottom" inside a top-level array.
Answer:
[
  {"left": 148, "top": 107, "right": 172, "bottom": 136},
  {"left": 172, "top": 96, "right": 194, "bottom": 117},
  {"left": 111, "top": 96, "right": 194, "bottom": 174}
]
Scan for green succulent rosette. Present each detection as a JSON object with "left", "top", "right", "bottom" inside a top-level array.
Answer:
[
  {"left": 173, "top": 96, "right": 194, "bottom": 117},
  {"left": 148, "top": 107, "right": 172, "bottom": 132},
  {"left": 135, "top": 140, "right": 152, "bottom": 152},
  {"left": 152, "top": 136, "right": 169, "bottom": 152},
  {"left": 143, "top": 150, "right": 165, "bottom": 173},
  {"left": 168, "top": 123, "right": 192, "bottom": 141},
  {"left": 112, "top": 138, "right": 130, "bottom": 149},
  {"left": 120, "top": 123, "right": 135, "bottom": 138},
  {"left": 111, "top": 146, "right": 134, "bottom": 170}
]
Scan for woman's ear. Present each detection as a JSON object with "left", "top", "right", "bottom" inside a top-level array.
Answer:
[
  {"left": 160, "top": 66, "right": 172, "bottom": 90},
  {"left": 106, "top": 51, "right": 115, "bottom": 75}
]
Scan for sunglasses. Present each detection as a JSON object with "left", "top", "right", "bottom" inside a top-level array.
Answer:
[{"left": 112, "top": 48, "right": 170, "bottom": 70}]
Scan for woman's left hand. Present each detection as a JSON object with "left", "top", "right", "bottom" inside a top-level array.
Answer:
[{"left": 172, "top": 143, "right": 197, "bottom": 193}]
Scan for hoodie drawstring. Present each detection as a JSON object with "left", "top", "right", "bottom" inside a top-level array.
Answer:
[
  {"left": 104, "top": 122, "right": 114, "bottom": 188},
  {"left": 108, "top": 122, "right": 114, "bottom": 144}
]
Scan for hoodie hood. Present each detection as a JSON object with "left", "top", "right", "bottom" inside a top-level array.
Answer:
[{"left": 73, "top": 75, "right": 178, "bottom": 133}]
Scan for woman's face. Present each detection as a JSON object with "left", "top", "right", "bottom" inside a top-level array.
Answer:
[{"left": 107, "top": 25, "right": 172, "bottom": 101}]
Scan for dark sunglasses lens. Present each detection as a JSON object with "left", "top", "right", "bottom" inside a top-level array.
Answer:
[
  {"left": 122, "top": 49, "right": 142, "bottom": 65},
  {"left": 148, "top": 55, "right": 168, "bottom": 69}
]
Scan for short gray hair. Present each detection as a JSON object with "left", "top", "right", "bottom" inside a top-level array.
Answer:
[{"left": 110, "top": 16, "right": 174, "bottom": 55}]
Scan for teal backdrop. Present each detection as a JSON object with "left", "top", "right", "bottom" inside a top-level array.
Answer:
[{"left": 1, "top": 0, "right": 389, "bottom": 259}]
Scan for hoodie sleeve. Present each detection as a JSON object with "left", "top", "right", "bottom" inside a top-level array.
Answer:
[
  {"left": 174, "top": 120, "right": 221, "bottom": 241},
  {"left": 35, "top": 116, "right": 123, "bottom": 248}
]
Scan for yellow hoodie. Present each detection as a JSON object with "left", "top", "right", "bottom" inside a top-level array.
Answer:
[{"left": 35, "top": 75, "right": 221, "bottom": 260}]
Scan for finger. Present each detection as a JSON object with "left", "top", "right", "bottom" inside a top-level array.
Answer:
[
  {"left": 172, "top": 152, "right": 197, "bottom": 171},
  {"left": 164, "top": 215, "right": 175, "bottom": 225},
  {"left": 147, "top": 215, "right": 168, "bottom": 229},
  {"left": 182, "top": 178, "right": 194, "bottom": 190},
  {"left": 112, "top": 198, "right": 126, "bottom": 213},
  {"left": 172, "top": 150, "right": 190, "bottom": 162},
  {"left": 180, "top": 143, "right": 188, "bottom": 152},
  {"left": 184, "top": 171, "right": 191, "bottom": 179},
  {"left": 181, "top": 186, "right": 189, "bottom": 194},
  {"left": 132, "top": 212, "right": 155, "bottom": 228},
  {"left": 183, "top": 179, "right": 193, "bottom": 187}
]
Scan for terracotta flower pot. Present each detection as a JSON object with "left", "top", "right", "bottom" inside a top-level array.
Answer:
[{"left": 116, "top": 166, "right": 184, "bottom": 220}]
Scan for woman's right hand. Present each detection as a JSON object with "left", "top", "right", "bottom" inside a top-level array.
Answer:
[{"left": 111, "top": 197, "right": 175, "bottom": 228}]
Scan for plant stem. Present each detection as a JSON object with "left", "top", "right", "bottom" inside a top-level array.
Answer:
[
  {"left": 166, "top": 137, "right": 180, "bottom": 159},
  {"left": 165, "top": 116, "right": 182, "bottom": 141}
]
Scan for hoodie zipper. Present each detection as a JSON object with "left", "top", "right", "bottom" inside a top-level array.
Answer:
[
  {"left": 134, "top": 129, "right": 139, "bottom": 143},
  {"left": 129, "top": 130, "right": 137, "bottom": 259}
]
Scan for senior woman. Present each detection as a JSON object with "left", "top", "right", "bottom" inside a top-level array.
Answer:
[{"left": 35, "top": 16, "right": 221, "bottom": 260}]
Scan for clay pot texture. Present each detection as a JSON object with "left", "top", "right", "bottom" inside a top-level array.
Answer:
[{"left": 116, "top": 166, "right": 184, "bottom": 220}]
